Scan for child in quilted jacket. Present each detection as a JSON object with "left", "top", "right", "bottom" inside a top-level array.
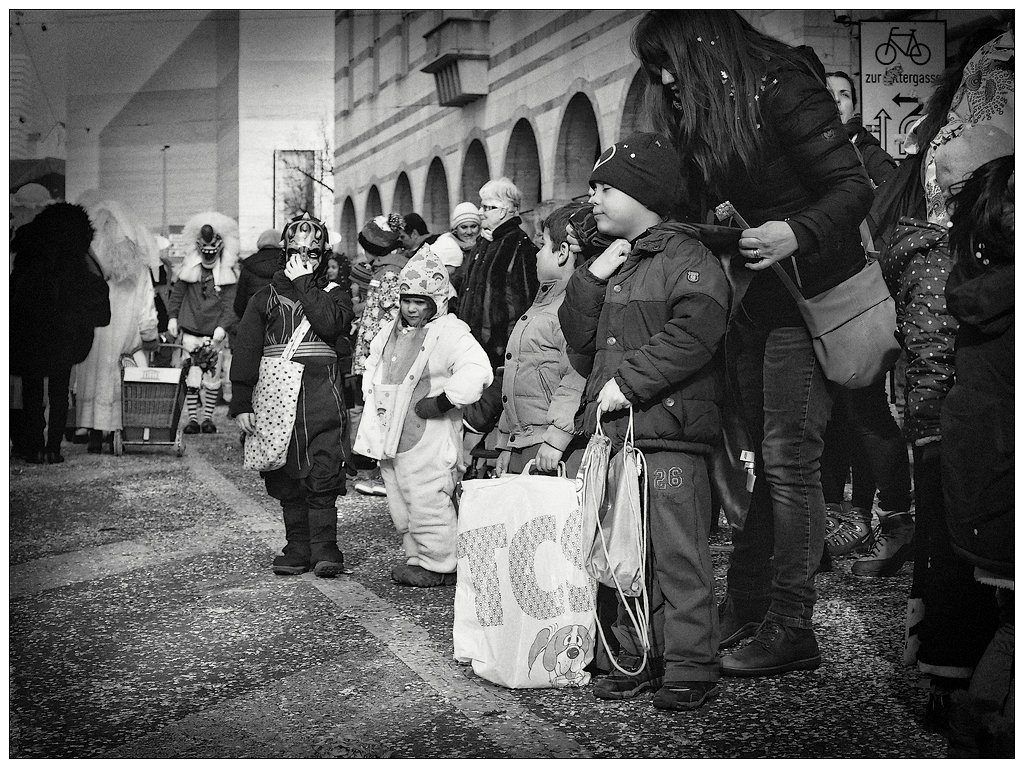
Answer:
[
  {"left": 355, "top": 245, "right": 492, "bottom": 588},
  {"left": 493, "top": 202, "right": 589, "bottom": 478},
  {"left": 558, "top": 133, "right": 730, "bottom": 712}
]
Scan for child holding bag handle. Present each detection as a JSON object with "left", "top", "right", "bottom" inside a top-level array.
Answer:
[{"left": 558, "top": 133, "right": 730, "bottom": 712}]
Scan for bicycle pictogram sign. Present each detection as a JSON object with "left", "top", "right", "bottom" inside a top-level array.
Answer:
[{"left": 875, "top": 27, "right": 931, "bottom": 66}]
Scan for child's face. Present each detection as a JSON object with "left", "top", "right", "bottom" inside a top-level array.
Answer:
[
  {"left": 326, "top": 257, "right": 340, "bottom": 282},
  {"left": 588, "top": 183, "right": 653, "bottom": 240},
  {"left": 400, "top": 296, "right": 434, "bottom": 327},
  {"left": 536, "top": 228, "right": 572, "bottom": 282}
]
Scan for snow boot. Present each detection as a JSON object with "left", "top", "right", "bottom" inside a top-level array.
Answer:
[
  {"left": 308, "top": 504, "right": 345, "bottom": 578},
  {"left": 273, "top": 501, "right": 311, "bottom": 575}
]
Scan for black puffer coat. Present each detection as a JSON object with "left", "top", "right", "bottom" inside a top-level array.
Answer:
[
  {"left": 453, "top": 216, "right": 538, "bottom": 369},
  {"left": 941, "top": 259, "right": 1014, "bottom": 579},
  {"left": 715, "top": 53, "right": 874, "bottom": 329},
  {"left": 559, "top": 223, "right": 730, "bottom": 454}
]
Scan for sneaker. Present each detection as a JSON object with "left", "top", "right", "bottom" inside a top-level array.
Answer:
[
  {"left": 717, "top": 596, "right": 768, "bottom": 651},
  {"left": 852, "top": 513, "right": 914, "bottom": 577},
  {"left": 593, "top": 655, "right": 664, "bottom": 700},
  {"left": 720, "top": 619, "right": 821, "bottom": 677},
  {"left": 354, "top": 473, "right": 387, "bottom": 496},
  {"left": 652, "top": 681, "right": 721, "bottom": 712},
  {"left": 183, "top": 420, "right": 201, "bottom": 435},
  {"left": 824, "top": 503, "right": 871, "bottom": 556},
  {"left": 201, "top": 419, "right": 217, "bottom": 434}
]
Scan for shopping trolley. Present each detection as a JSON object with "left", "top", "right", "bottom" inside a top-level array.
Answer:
[{"left": 114, "top": 343, "right": 188, "bottom": 457}]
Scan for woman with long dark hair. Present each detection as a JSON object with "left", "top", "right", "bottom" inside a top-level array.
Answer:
[{"left": 632, "top": 10, "right": 873, "bottom": 677}]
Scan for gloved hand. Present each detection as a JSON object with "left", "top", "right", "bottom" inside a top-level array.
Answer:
[
  {"left": 414, "top": 392, "right": 454, "bottom": 419},
  {"left": 212, "top": 326, "right": 226, "bottom": 343},
  {"left": 167, "top": 318, "right": 179, "bottom": 338},
  {"left": 141, "top": 335, "right": 160, "bottom": 353}
]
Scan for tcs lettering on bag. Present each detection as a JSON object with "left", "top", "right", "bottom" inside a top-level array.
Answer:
[{"left": 456, "top": 498, "right": 596, "bottom": 687}]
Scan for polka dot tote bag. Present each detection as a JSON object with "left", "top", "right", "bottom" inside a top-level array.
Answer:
[{"left": 243, "top": 318, "right": 310, "bottom": 472}]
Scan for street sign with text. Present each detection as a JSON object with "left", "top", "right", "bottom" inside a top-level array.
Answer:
[{"left": 860, "top": 21, "right": 946, "bottom": 159}]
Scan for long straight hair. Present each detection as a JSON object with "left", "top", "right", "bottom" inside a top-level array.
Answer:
[{"left": 632, "top": 10, "right": 810, "bottom": 198}]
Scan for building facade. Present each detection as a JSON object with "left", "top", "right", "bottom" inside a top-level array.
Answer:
[
  {"left": 11, "top": 9, "right": 1010, "bottom": 255},
  {"left": 329, "top": 9, "right": 1010, "bottom": 251}
]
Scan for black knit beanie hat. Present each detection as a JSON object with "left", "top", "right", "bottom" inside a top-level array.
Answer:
[{"left": 588, "top": 132, "right": 682, "bottom": 218}]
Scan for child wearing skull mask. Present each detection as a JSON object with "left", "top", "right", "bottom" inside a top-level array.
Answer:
[
  {"left": 230, "top": 213, "right": 354, "bottom": 577},
  {"left": 168, "top": 212, "right": 240, "bottom": 433}
]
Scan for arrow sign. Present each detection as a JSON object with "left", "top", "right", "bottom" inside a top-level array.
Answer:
[
  {"left": 892, "top": 93, "right": 920, "bottom": 106},
  {"left": 873, "top": 108, "right": 892, "bottom": 149}
]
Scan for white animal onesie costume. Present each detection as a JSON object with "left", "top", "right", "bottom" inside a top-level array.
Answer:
[{"left": 355, "top": 246, "right": 492, "bottom": 574}]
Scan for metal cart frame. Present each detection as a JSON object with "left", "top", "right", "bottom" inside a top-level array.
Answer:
[{"left": 114, "top": 344, "right": 188, "bottom": 457}]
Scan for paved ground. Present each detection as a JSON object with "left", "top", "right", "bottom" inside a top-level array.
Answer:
[{"left": 9, "top": 406, "right": 948, "bottom": 759}]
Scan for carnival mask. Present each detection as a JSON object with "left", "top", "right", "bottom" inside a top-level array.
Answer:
[{"left": 197, "top": 223, "right": 224, "bottom": 268}]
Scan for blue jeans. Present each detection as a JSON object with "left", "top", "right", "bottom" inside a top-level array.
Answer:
[{"left": 726, "top": 319, "right": 833, "bottom": 629}]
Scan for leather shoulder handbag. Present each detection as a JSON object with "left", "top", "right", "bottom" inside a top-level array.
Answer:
[
  {"left": 243, "top": 314, "right": 310, "bottom": 471},
  {"left": 716, "top": 201, "right": 900, "bottom": 389},
  {"left": 769, "top": 242, "right": 901, "bottom": 389}
]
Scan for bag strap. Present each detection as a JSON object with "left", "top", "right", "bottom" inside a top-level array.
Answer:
[{"left": 281, "top": 318, "right": 311, "bottom": 362}]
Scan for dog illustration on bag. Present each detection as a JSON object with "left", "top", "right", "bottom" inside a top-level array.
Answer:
[{"left": 527, "top": 624, "right": 593, "bottom": 687}]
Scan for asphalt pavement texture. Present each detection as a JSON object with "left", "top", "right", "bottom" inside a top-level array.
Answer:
[{"left": 9, "top": 406, "right": 948, "bottom": 759}]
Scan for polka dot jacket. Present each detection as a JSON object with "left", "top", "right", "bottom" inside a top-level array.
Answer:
[{"left": 880, "top": 216, "right": 958, "bottom": 444}]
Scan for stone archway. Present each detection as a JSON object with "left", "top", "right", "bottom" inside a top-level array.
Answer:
[
  {"left": 340, "top": 196, "right": 358, "bottom": 258},
  {"left": 619, "top": 67, "right": 650, "bottom": 139},
  {"left": 503, "top": 118, "right": 541, "bottom": 216},
  {"left": 460, "top": 138, "right": 490, "bottom": 204},
  {"left": 392, "top": 172, "right": 414, "bottom": 218},
  {"left": 365, "top": 185, "right": 383, "bottom": 222},
  {"left": 423, "top": 157, "right": 451, "bottom": 235},
  {"left": 554, "top": 92, "right": 601, "bottom": 202}
]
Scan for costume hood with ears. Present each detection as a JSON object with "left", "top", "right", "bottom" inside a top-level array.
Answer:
[
  {"left": 78, "top": 191, "right": 161, "bottom": 284},
  {"left": 397, "top": 244, "right": 452, "bottom": 320},
  {"left": 176, "top": 211, "right": 240, "bottom": 286}
]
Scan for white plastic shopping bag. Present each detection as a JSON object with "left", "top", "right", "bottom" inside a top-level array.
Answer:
[{"left": 453, "top": 464, "right": 598, "bottom": 689}]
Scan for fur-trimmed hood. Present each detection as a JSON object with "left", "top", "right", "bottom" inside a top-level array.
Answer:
[
  {"left": 176, "top": 211, "right": 240, "bottom": 286},
  {"left": 78, "top": 191, "right": 161, "bottom": 284}
]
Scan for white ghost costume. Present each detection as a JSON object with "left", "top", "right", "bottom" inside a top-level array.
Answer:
[{"left": 355, "top": 245, "right": 492, "bottom": 574}]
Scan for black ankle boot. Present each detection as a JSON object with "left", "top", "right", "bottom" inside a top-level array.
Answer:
[
  {"left": 88, "top": 430, "right": 104, "bottom": 454},
  {"left": 721, "top": 619, "right": 821, "bottom": 677}
]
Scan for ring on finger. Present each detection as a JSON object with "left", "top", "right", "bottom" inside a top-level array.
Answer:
[{"left": 752, "top": 248, "right": 760, "bottom": 257}]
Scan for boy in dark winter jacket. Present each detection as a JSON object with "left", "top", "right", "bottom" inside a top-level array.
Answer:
[{"left": 559, "top": 133, "right": 730, "bottom": 713}]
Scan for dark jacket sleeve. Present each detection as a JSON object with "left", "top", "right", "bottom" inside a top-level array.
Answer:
[
  {"left": 80, "top": 270, "right": 112, "bottom": 329},
  {"left": 167, "top": 277, "right": 186, "bottom": 319},
  {"left": 228, "top": 287, "right": 269, "bottom": 417},
  {"left": 234, "top": 270, "right": 251, "bottom": 320},
  {"left": 292, "top": 274, "right": 353, "bottom": 345},
  {"left": 558, "top": 259, "right": 607, "bottom": 358},
  {"left": 614, "top": 245, "right": 729, "bottom": 405},
  {"left": 901, "top": 241, "right": 957, "bottom": 443},
  {"left": 763, "top": 67, "right": 874, "bottom": 261},
  {"left": 217, "top": 282, "right": 238, "bottom": 333}
]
